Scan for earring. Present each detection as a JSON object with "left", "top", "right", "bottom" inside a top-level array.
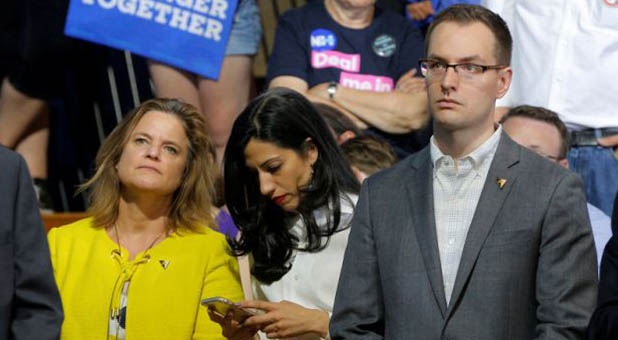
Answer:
[{"left": 304, "top": 164, "right": 317, "bottom": 191}]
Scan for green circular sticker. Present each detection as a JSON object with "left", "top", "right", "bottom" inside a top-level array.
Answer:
[{"left": 372, "top": 34, "right": 397, "bottom": 57}]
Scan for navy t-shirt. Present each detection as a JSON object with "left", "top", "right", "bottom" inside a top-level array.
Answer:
[{"left": 267, "top": 1, "right": 430, "bottom": 156}]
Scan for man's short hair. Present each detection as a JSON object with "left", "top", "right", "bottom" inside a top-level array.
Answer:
[
  {"left": 314, "top": 103, "right": 362, "bottom": 137},
  {"left": 341, "top": 135, "right": 398, "bottom": 176},
  {"left": 425, "top": 4, "right": 513, "bottom": 65},
  {"left": 500, "top": 105, "right": 570, "bottom": 159}
]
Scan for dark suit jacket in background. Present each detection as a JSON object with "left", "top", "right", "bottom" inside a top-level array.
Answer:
[
  {"left": 0, "top": 147, "right": 62, "bottom": 340},
  {"left": 587, "top": 190, "right": 618, "bottom": 340},
  {"left": 331, "top": 133, "right": 598, "bottom": 340}
]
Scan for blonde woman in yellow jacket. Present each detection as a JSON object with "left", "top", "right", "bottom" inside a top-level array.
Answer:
[{"left": 48, "top": 99, "right": 243, "bottom": 340}]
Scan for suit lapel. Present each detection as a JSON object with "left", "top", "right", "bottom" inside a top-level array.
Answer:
[
  {"left": 446, "top": 134, "right": 521, "bottom": 318},
  {"left": 406, "top": 149, "right": 448, "bottom": 317}
]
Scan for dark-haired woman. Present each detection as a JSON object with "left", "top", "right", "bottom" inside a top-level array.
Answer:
[{"left": 211, "top": 88, "right": 360, "bottom": 340}]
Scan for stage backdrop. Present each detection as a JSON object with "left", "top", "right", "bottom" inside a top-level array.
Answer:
[{"left": 65, "top": 0, "right": 238, "bottom": 80}]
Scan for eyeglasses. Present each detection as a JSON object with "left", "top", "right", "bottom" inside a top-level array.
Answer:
[{"left": 419, "top": 59, "right": 506, "bottom": 80}]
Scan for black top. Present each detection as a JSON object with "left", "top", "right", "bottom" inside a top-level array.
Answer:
[{"left": 267, "top": 0, "right": 429, "bottom": 156}]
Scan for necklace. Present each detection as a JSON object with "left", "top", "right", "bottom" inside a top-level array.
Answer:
[{"left": 112, "top": 222, "right": 169, "bottom": 259}]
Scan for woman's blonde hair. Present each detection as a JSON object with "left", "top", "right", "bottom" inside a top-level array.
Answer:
[{"left": 79, "top": 98, "right": 218, "bottom": 232}]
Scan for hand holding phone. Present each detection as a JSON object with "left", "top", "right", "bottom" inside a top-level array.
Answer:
[
  {"left": 202, "top": 297, "right": 261, "bottom": 323},
  {"left": 204, "top": 297, "right": 262, "bottom": 340}
]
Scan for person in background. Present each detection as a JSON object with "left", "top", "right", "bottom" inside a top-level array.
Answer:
[
  {"left": 211, "top": 88, "right": 360, "bottom": 340},
  {"left": 482, "top": 0, "right": 618, "bottom": 216},
  {"left": 340, "top": 135, "right": 398, "bottom": 182},
  {"left": 149, "top": 0, "right": 262, "bottom": 164},
  {"left": 314, "top": 103, "right": 362, "bottom": 145},
  {"left": 406, "top": 0, "right": 480, "bottom": 34},
  {"left": 267, "top": 0, "right": 430, "bottom": 157},
  {"left": 587, "top": 191, "right": 618, "bottom": 339},
  {"left": 330, "top": 5, "right": 597, "bottom": 339},
  {"left": 0, "top": 146, "right": 63, "bottom": 340},
  {"left": 48, "top": 98, "right": 243, "bottom": 339},
  {"left": 501, "top": 105, "right": 612, "bottom": 269},
  {"left": 0, "top": 0, "right": 73, "bottom": 211}
]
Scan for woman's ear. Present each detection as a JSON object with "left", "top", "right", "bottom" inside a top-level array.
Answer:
[{"left": 303, "top": 138, "right": 319, "bottom": 165}]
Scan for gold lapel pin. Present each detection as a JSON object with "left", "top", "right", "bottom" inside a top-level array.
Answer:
[
  {"left": 496, "top": 177, "right": 507, "bottom": 190},
  {"left": 159, "top": 260, "right": 170, "bottom": 270}
]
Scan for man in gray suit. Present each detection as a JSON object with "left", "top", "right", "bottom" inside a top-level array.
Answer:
[
  {"left": 0, "top": 146, "right": 62, "bottom": 339},
  {"left": 330, "top": 5, "right": 598, "bottom": 340}
]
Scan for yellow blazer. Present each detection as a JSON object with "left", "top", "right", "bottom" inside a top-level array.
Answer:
[{"left": 48, "top": 217, "right": 242, "bottom": 340}]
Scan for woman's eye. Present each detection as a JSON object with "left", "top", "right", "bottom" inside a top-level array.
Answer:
[
  {"left": 164, "top": 146, "right": 178, "bottom": 154},
  {"left": 135, "top": 137, "right": 148, "bottom": 144},
  {"left": 267, "top": 165, "right": 281, "bottom": 173}
]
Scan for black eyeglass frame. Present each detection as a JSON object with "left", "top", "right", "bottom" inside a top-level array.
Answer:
[{"left": 418, "top": 58, "right": 507, "bottom": 77}]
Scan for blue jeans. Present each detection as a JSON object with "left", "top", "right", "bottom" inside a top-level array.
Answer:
[
  {"left": 568, "top": 146, "right": 618, "bottom": 216},
  {"left": 225, "top": 0, "right": 262, "bottom": 56}
]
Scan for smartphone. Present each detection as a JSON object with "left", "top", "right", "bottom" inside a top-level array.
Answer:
[{"left": 201, "top": 297, "right": 260, "bottom": 323}]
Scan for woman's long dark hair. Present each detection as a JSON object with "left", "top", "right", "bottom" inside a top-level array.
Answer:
[{"left": 224, "top": 88, "right": 360, "bottom": 284}]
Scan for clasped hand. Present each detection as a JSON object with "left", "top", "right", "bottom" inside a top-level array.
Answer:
[{"left": 395, "top": 69, "right": 426, "bottom": 94}]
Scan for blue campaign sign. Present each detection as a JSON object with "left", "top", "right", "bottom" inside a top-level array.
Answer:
[{"left": 65, "top": 0, "right": 238, "bottom": 80}]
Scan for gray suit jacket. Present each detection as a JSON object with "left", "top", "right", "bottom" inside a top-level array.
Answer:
[
  {"left": 331, "top": 133, "right": 598, "bottom": 340},
  {"left": 0, "top": 147, "right": 62, "bottom": 340}
]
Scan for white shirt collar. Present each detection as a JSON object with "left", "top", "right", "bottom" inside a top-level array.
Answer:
[
  {"left": 289, "top": 192, "right": 358, "bottom": 244},
  {"left": 430, "top": 125, "right": 503, "bottom": 173}
]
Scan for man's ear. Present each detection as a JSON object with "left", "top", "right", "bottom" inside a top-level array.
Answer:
[
  {"left": 496, "top": 66, "right": 512, "bottom": 99},
  {"left": 337, "top": 130, "right": 357, "bottom": 145},
  {"left": 351, "top": 165, "right": 367, "bottom": 184}
]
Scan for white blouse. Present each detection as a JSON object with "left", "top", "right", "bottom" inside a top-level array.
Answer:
[{"left": 254, "top": 193, "right": 358, "bottom": 340}]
